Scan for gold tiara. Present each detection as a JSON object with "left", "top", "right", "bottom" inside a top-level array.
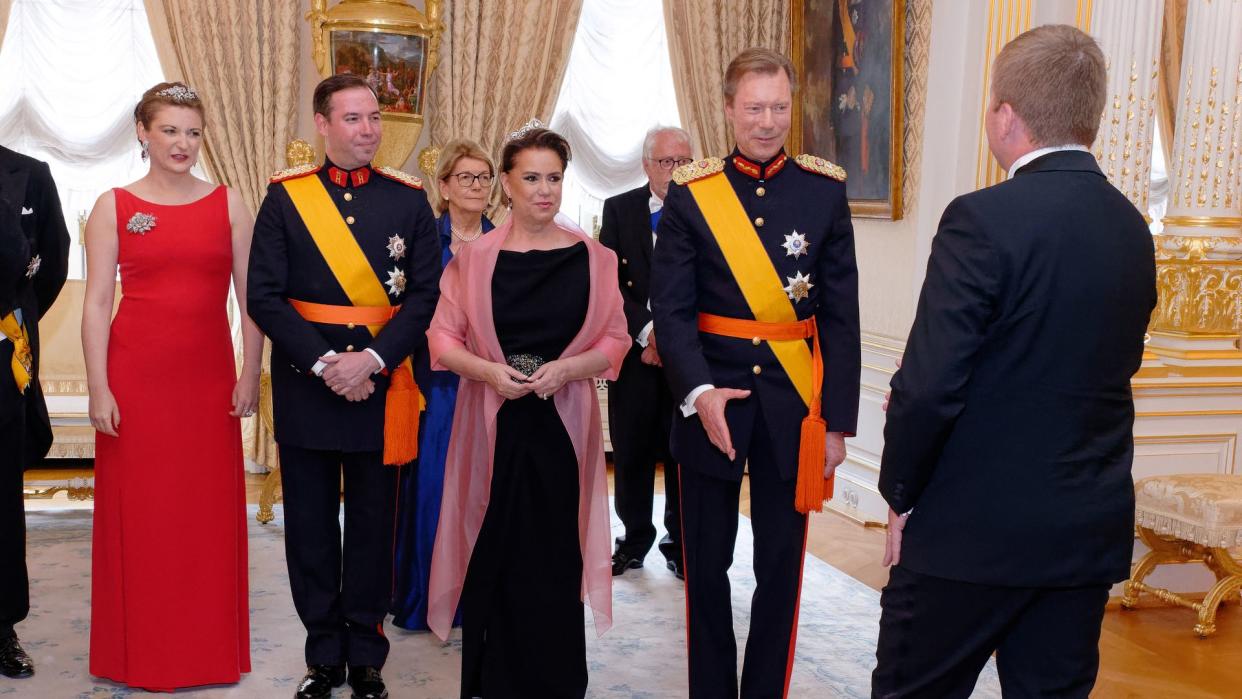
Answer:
[
  {"left": 156, "top": 85, "right": 199, "bottom": 103},
  {"left": 506, "top": 118, "right": 546, "bottom": 143}
]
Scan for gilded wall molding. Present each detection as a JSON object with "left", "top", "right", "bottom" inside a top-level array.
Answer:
[
  {"left": 900, "top": 0, "right": 932, "bottom": 217},
  {"left": 1153, "top": 236, "right": 1242, "bottom": 334},
  {"left": 974, "top": 0, "right": 1033, "bottom": 190}
]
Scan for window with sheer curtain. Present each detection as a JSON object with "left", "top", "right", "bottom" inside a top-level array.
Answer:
[
  {"left": 0, "top": 0, "right": 167, "bottom": 279},
  {"left": 550, "top": 0, "right": 681, "bottom": 234}
]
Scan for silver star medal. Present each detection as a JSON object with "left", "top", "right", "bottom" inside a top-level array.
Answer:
[
  {"left": 25, "top": 255, "right": 41, "bottom": 279},
  {"left": 784, "top": 271, "right": 813, "bottom": 302},
  {"left": 386, "top": 267, "right": 406, "bottom": 297},
  {"left": 387, "top": 235, "right": 406, "bottom": 261},
  {"left": 782, "top": 230, "right": 809, "bottom": 258}
]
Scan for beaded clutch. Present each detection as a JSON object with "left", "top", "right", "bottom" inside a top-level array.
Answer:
[{"left": 506, "top": 353, "right": 544, "bottom": 378}]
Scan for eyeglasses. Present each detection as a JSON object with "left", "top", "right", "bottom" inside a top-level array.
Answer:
[
  {"left": 651, "top": 157, "right": 695, "bottom": 170},
  {"left": 450, "top": 172, "right": 493, "bottom": 187}
]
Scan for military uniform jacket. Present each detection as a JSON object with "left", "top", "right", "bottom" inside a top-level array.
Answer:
[
  {"left": 651, "top": 149, "right": 860, "bottom": 481},
  {"left": 0, "top": 145, "right": 70, "bottom": 466},
  {"left": 247, "top": 160, "right": 441, "bottom": 452}
]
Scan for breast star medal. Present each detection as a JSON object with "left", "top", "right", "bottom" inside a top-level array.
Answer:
[
  {"left": 386, "top": 235, "right": 406, "bottom": 261},
  {"left": 386, "top": 267, "right": 406, "bottom": 297},
  {"left": 784, "top": 271, "right": 813, "bottom": 302},
  {"left": 25, "top": 255, "right": 41, "bottom": 279},
  {"left": 126, "top": 211, "right": 157, "bottom": 235},
  {"left": 782, "top": 230, "right": 809, "bottom": 258}
]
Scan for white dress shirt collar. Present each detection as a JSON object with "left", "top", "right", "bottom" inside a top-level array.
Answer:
[{"left": 1006, "top": 144, "right": 1090, "bottom": 180}]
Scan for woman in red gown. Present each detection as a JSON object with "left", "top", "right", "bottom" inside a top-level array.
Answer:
[{"left": 81, "top": 82, "right": 262, "bottom": 691}]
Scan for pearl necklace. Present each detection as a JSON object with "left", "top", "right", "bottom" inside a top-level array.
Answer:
[{"left": 450, "top": 224, "right": 483, "bottom": 243}]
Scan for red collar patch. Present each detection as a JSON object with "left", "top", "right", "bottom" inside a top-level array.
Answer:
[
  {"left": 731, "top": 152, "right": 787, "bottom": 180},
  {"left": 327, "top": 166, "right": 371, "bottom": 188}
]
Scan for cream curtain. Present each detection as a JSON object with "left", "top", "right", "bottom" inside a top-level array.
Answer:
[
  {"left": 0, "top": 0, "right": 12, "bottom": 49},
  {"left": 143, "top": 0, "right": 301, "bottom": 213},
  {"left": 144, "top": 0, "right": 301, "bottom": 471},
  {"left": 1157, "top": 0, "right": 1187, "bottom": 162},
  {"left": 663, "top": 0, "right": 789, "bottom": 158},
  {"left": 427, "top": 0, "right": 582, "bottom": 211}
]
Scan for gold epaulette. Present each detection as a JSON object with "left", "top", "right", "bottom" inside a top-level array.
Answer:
[
  {"left": 375, "top": 165, "right": 424, "bottom": 190},
  {"left": 270, "top": 163, "right": 320, "bottom": 183},
  {"left": 794, "top": 154, "right": 847, "bottom": 182},
  {"left": 672, "top": 157, "right": 725, "bottom": 185}
]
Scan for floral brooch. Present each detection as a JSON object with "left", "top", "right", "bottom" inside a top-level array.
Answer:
[{"left": 126, "top": 212, "right": 157, "bottom": 235}]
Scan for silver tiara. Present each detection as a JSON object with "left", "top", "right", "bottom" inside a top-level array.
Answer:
[
  {"left": 156, "top": 85, "right": 199, "bottom": 103},
  {"left": 506, "top": 118, "right": 546, "bottom": 143}
]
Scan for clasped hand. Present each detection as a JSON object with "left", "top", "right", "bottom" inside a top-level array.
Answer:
[
  {"left": 320, "top": 351, "right": 379, "bottom": 402},
  {"left": 485, "top": 358, "right": 573, "bottom": 401}
]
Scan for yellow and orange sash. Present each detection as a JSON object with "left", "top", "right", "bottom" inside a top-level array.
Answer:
[
  {"left": 686, "top": 172, "right": 832, "bottom": 513},
  {"left": 282, "top": 174, "right": 422, "bottom": 466},
  {"left": 1, "top": 311, "right": 32, "bottom": 393}
]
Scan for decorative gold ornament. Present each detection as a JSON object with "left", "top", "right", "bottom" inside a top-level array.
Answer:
[
  {"left": 672, "top": 157, "right": 724, "bottom": 185},
  {"left": 793, "top": 154, "right": 847, "bottom": 182},
  {"left": 308, "top": 0, "right": 444, "bottom": 169},
  {"left": 285, "top": 138, "right": 316, "bottom": 168},
  {"left": 1152, "top": 236, "right": 1242, "bottom": 335}
]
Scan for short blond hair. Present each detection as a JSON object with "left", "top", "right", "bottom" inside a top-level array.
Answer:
[
  {"left": 991, "top": 24, "right": 1106, "bottom": 146},
  {"left": 435, "top": 138, "right": 495, "bottom": 214},
  {"left": 723, "top": 47, "right": 797, "bottom": 105}
]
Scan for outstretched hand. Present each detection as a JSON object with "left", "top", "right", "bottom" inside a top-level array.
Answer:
[{"left": 694, "top": 387, "right": 751, "bottom": 461}]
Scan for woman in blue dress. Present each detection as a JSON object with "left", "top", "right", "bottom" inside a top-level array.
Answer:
[{"left": 392, "top": 139, "right": 495, "bottom": 630}]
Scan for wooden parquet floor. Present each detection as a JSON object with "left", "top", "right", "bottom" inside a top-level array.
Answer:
[{"left": 26, "top": 464, "right": 1241, "bottom": 697}]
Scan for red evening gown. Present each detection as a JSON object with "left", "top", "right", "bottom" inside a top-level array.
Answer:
[{"left": 90, "top": 186, "right": 250, "bottom": 690}]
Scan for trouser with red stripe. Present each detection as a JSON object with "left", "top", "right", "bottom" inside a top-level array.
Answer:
[{"left": 679, "top": 415, "right": 809, "bottom": 699}]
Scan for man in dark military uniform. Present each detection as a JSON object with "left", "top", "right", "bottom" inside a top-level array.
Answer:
[
  {"left": 599, "top": 125, "right": 693, "bottom": 580},
  {"left": 0, "top": 145, "right": 69, "bottom": 681},
  {"left": 247, "top": 75, "right": 440, "bottom": 699},
  {"left": 651, "top": 48, "right": 860, "bottom": 698}
]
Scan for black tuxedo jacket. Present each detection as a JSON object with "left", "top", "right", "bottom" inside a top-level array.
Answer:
[
  {"left": 880, "top": 150, "right": 1157, "bottom": 587},
  {"left": 247, "top": 163, "right": 441, "bottom": 452},
  {"left": 599, "top": 183, "right": 656, "bottom": 341},
  {"left": 652, "top": 150, "right": 860, "bottom": 481},
  {"left": 0, "top": 146, "right": 70, "bottom": 467}
]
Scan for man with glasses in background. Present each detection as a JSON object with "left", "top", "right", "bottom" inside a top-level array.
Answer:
[{"left": 599, "top": 126, "right": 693, "bottom": 581}]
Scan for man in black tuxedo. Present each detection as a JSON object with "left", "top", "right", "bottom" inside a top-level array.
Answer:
[
  {"left": 873, "top": 25, "right": 1157, "bottom": 699},
  {"left": 0, "top": 145, "right": 69, "bottom": 680},
  {"left": 248, "top": 75, "right": 440, "bottom": 699},
  {"left": 599, "top": 126, "right": 693, "bottom": 579}
]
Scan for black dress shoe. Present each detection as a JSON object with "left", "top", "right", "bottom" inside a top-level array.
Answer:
[
  {"left": 348, "top": 666, "right": 388, "bottom": 699},
  {"left": 295, "top": 664, "right": 345, "bottom": 699},
  {"left": 0, "top": 635, "right": 33, "bottom": 678},
  {"left": 666, "top": 558, "right": 686, "bottom": 581},
  {"left": 611, "top": 551, "right": 643, "bottom": 576}
]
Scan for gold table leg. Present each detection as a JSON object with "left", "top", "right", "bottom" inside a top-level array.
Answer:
[{"left": 1121, "top": 526, "right": 1242, "bottom": 638}]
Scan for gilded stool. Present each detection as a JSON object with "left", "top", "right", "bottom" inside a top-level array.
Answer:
[{"left": 1122, "top": 474, "right": 1242, "bottom": 637}]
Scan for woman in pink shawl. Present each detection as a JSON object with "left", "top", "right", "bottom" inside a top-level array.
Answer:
[{"left": 425, "top": 127, "right": 628, "bottom": 698}]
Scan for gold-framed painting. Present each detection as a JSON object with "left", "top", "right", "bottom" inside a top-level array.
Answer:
[
  {"left": 792, "top": 0, "right": 905, "bottom": 220},
  {"left": 330, "top": 29, "right": 428, "bottom": 119}
]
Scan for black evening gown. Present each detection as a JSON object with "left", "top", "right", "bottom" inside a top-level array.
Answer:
[{"left": 460, "top": 242, "right": 591, "bottom": 699}]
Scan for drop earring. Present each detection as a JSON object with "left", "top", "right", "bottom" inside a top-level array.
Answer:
[{"left": 140, "top": 140, "right": 150, "bottom": 162}]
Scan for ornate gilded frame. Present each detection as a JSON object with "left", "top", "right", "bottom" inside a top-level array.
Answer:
[
  {"left": 791, "top": 0, "right": 905, "bottom": 220},
  {"left": 308, "top": 0, "right": 444, "bottom": 167}
]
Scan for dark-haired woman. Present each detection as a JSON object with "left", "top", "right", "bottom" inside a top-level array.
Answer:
[
  {"left": 426, "top": 127, "right": 628, "bottom": 698},
  {"left": 82, "top": 82, "right": 260, "bottom": 690}
]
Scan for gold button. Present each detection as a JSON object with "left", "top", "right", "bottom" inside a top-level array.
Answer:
[
  {"left": 347, "top": 322, "right": 356, "bottom": 330},
  {"left": 345, "top": 344, "right": 355, "bottom": 352},
  {"left": 754, "top": 217, "right": 765, "bottom": 227},
  {"left": 626, "top": 280, "right": 633, "bottom": 287},
  {"left": 752, "top": 365, "right": 762, "bottom": 375},
  {"left": 344, "top": 192, "right": 353, "bottom": 201},
  {"left": 752, "top": 337, "right": 761, "bottom": 346},
  {"left": 756, "top": 187, "right": 766, "bottom": 197},
  {"left": 346, "top": 215, "right": 356, "bottom": 224},
  {"left": 622, "top": 258, "right": 628, "bottom": 265}
]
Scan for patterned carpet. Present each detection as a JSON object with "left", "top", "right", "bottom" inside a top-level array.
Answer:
[{"left": 13, "top": 500, "right": 1001, "bottom": 698}]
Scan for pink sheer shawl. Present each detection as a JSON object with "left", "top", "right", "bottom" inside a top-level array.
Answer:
[{"left": 425, "top": 215, "right": 629, "bottom": 640}]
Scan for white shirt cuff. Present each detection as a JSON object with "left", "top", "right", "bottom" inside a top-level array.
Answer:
[
  {"left": 680, "top": 384, "right": 715, "bottom": 417},
  {"left": 636, "top": 321, "right": 654, "bottom": 347},
  {"left": 363, "top": 347, "right": 386, "bottom": 373},
  {"left": 311, "top": 350, "right": 337, "bottom": 376}
]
